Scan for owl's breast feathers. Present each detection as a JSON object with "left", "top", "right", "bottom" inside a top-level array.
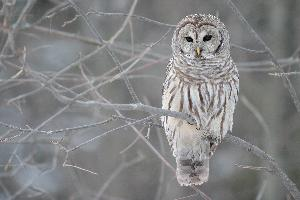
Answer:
[{"left": 162, "top": 57, "right": 239, "bottom": 149}]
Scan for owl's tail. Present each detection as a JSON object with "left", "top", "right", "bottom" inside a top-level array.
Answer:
[
  {"left": 172, "top": 124, "right": 211, "bottom": 186},
  {"left": 176, "top": 157, "right": 209, "bottom": 186}
]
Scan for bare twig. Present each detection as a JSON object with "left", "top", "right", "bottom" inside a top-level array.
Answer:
[
  {"left": 7, "top": 46, "right": 104, "bottom": 104},
  {"left": 231, "top": 43, "right": 266, "bottom": 54},
  {"left": 63, "top": 152, "right": 98, "bottom": 175},
  {"left": 0, "top": 118, "right": 113, "bottom": 138},
  {"left": 87, "top": 9, "right": 176, "bottom": 27},
  {"left": 94, "top": 153, "right": 144, "bottom": 199},
  {"left": 67, "top": 0, "right": 140, "bottom": 103},
  {"left": 241, "top": 96, "right": 272, "bottom": 152},
  {"left": 12, "top": 0, "right": 36, "bottom": 31},
  {"left": 269, "top": 71, "right": 300, "bottom": 77},
  {"left": 225, "top": 134, "right": 300, "bottom": 199},
  {"left": 66, "top": 115, "right": 157, "bottom": 152},
  {"left": 1, "top": 0, "right": 36, "bottom": 55},
  {"left": 7, "top": 147, "right": 59, "bottom": 200},
  {"left": 108, "top": 0, "right": 138, "bottom": 44},
  {"left": 227, "top": 0, "right": 300, "bottom": 112},
  {"left": 256, "top": 181, "right": 267, "bottom": 200},
  {"left": 235, "top": 164, "right": 273, "bottom": 173},
  {"left": 70, "top": 101, "right": 195, "bottom": 124},
  {"left": 119, "top": 135, "right": 140, "bottom": 154}
]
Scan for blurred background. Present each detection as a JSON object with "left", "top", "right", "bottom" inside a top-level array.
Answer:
[{"left": 0, "top": 0, "right": 299, "bottom": 199}]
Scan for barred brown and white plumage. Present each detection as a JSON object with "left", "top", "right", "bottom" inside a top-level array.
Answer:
[{"left": 161, "top": 14, "right": 239, "bottom": 186}]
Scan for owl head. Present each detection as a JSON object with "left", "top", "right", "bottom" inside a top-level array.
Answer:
[{"left": 172, "top": 14, "right": 230, "bottom": 64}]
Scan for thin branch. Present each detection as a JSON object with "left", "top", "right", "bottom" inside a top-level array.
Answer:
[
  {"left": 12, "top": 0, "right": 36, "bottom": 31},
  {"left": 86, "top": 9, "right": 176, "bottom": 27},
  {"left": 6, "top": 46, "right": 104, "bottom": 104},
  {"left": 70, "top": 101, "right": 195, "bottom": 124},
  {"left": 29, "top": 25, "right": 103, "bottom": 46},
  {"left": 227, "top": 0, "right": 300, "bottom": 112},
  {"left": 0, "top": 118, "right": 113, "bottom": 138},
  {"left": 231, "top": 43, "right": 266, "bottom": 54},
  {"left": 7, "top": 148, "right": 59, "bottom": 200},
  {"left": 66, "top": 115, "right": 157, "bottom": 152},
  {"left": 32, "top": 1, "right": 69, "bottom": 26},
  {"left": 0, "top": 0, "right": 36, "bottom": 56},
  {"left": 241, "top": 95, "right": 272, "bottom": 152},
  {"left": 63, "top": 152, "right": 98, "bottom": 175},
  {"left": 119, "top": 135, "right": 140, "bottom": 154},
  {"left": 24, "top": 25, "right": 300, "bottom": 72},
  {"left": 63, "top": 164, "right": 97, "bottom": 175},
  {"left": 225, "top": 134, "right": 300, "bottom": 200},
  {"left": 67, "top": 0, "right": 140, "bottom": 103},
  {"left": 269, "top": 72, "right": 300, "bottom": 77},
  {"left": 108, "top": 0, "right": 138, "bottom": 44},
  {"left": 235, "top": 164, "right": 273, "bottom": 173},
  {"left": 256, "top": 181, "right": 267, "bottom": 200},
  {"left": 94, "top": 154, "right": 144, "bottom": 199}
]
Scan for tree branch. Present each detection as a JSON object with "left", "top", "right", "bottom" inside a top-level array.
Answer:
[
  {"left": 69, "top": 100, "right": 300, "bottom": 199},
  {"left": 225, "top": 134, "right": 300, "bottom": 200},
  {"left": 226, "top": 0, "right": 300, "bottom": 112}
]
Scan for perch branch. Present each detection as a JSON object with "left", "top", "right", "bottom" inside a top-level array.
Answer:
[{"left": 70, "top": 100, "right": 300, "bottom": 199}]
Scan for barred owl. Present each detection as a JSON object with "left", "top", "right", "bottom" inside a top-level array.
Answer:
[{"left": 162, "top": 14, "right": 239, "bottom": 186}]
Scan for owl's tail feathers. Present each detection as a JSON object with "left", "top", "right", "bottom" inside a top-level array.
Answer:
[{"left": 176, "top": 158, "right": 209, "bottom": 186}]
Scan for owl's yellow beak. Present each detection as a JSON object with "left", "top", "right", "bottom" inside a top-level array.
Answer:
[{"left": 195, "top": 47, "right": 201, "bottom": 57}]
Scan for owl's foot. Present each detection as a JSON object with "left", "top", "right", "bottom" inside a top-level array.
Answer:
[
  {"left": 209, "top": 142, "right": 218, "bottom": 157},
  {"left": 206, "top": 135, "right": 222, "bottom": 144},
  {"left": 202, "top": 135, "right": 222, "bottom": 157}
]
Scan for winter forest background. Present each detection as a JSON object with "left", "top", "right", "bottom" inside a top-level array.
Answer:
[{"left": 0, "top": 0, "right": 300, "bottom": 199}]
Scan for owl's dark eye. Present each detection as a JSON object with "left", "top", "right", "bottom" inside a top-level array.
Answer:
[
  {"left": 203, "top": 35, "right": 212, "bottom": 42},
  {"left": 185, "top": 36, "right": 193, "bottom": 42}
]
